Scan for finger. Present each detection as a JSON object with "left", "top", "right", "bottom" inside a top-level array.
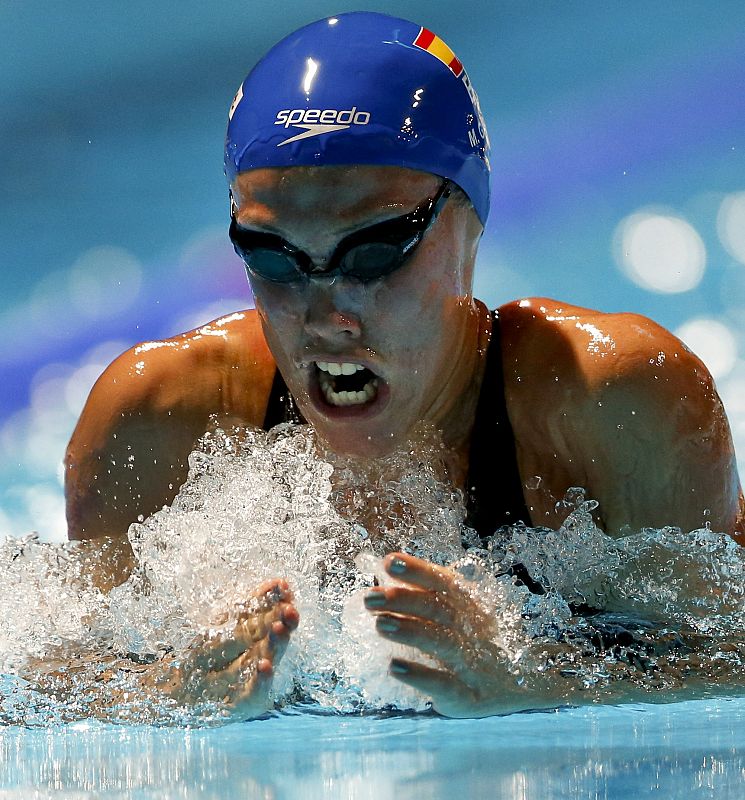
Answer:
[
  {"left": 383, "top": 553, "right": 454, "bottom": 593},
  {"left": 375, "top": 613, "right": 461, "bottom": 663},
  {"left": 234, "top": 600, "right": 299, "bottom": 662},
  {"left": 278, "top": 603, "right": 300, "bottom": 631},
  {"left": 229, "top": 663, "right": 275, "bottom": 719},
  {"left": 233, "top": 580, "right": 293, "bottom": 621},
  {"left": 199, "top": 654, "right": 272, "bottom": 716},
  {"left": 195, "top": 600, "right": 298, "bottom": 670},
  {"left": 225, "top": 631, "right": 282, "bottom": 680},
  {"left": 254, "top": 578, "right": 292, "bottom": 603},
  {"left": 190, "top": 631, "right": 244, "bottom": 672},
  {"left": 205, "top": 612, "right": 294, "bottom": 703},
  {"left": 388, "top": 658, "right": 474, "bottom": 710},
  {"left": 364, "top": 587, "right": 455, "bottom": 625}
]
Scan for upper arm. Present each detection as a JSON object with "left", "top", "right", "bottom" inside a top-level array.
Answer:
[
  {"left": 64, "top": 312, "right": 275, "bottom": 541},
  {"left": 578, "top": 319, "right": 741, "bottom": 537}
]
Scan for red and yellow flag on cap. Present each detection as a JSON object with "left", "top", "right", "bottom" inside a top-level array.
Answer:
[{"left": 413, "top": 28, "right": 463, "bottom": 78}]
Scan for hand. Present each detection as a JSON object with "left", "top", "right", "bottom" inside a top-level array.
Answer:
[
  {"left": 364, "top": 552, "right": 523, "bottom": 718},
  {"left": 156, "top": 578, "right": 299, "bottom": 719}
]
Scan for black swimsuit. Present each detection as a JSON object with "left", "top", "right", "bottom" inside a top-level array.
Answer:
[
  {"left": 463, "top": 310, "right": 531, "bottom": 536},
  {"left": 262, "top": 309, "right": 530, "bottom": 540}
]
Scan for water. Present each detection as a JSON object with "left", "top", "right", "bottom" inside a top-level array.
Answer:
[
  {"left": 1, "top": 701, "right": 745, "bottom": 798},
  {"left": 1, "top": 423, "right": 745, "bottom": 795}
]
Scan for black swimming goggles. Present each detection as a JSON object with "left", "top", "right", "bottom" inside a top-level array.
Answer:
[{"left": 229, "top": 179, "right": 452, "bottom": 283}]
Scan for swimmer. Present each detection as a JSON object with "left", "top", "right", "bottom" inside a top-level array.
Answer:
[{"left": 64, "top": 12, "right": 744, "bottom": 718}]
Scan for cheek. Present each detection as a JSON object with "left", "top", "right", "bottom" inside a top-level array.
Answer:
[
  {"left": 377, "top": 254, "right": 463, "bottom": 334},
  {"left": 251, "top": 283, "right": 306, "bottom": 349},
  {"left": 372, "top": 276, "right": 455, "bottom": 367},
  {"left": 252, "top": 280, "right": 304, "bottom": 319}
]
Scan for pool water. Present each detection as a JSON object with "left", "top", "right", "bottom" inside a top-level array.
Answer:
[{"left": 1, "top": 698, "right": 745, "bottom": 799}]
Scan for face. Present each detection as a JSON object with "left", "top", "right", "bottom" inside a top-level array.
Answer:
[{"left": 231, "top": 165, "right": 484, "bottom": 457}]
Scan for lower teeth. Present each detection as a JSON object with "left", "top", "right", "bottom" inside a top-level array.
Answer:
[{"left": 320, "top": 377, "right": 378, "bottom": 407}]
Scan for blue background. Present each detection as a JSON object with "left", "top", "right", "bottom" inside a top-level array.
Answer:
[{"left": 2, "top": 0, "right": 745, "bottom": 539}]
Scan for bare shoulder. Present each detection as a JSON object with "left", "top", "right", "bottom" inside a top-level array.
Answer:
[
  {"left": 495, "top": 297, "right": 741, "bottom": 536},
  {"left": 498, "top": 296, "right": 704, "bottom": 393},
  {"left": 497, "top": 295, "right": 722, "bottom": 448},
  {"left": 65, "top": 308, "right": 276, "bottom": 541},
  {"left": 85, "top": 308, "right": 275, "bottom": 422}
]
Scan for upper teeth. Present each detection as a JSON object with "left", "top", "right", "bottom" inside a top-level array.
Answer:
[{"left": 316, "top": 361, "right": 365, "bottom": 376}]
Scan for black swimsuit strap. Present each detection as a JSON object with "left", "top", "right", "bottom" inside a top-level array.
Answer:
[
  {"left": 262, "top": 368, "right": 304, "bottom": 427},
  {"left": 464, "top": 310, "right": 531, "bottom": 540}
]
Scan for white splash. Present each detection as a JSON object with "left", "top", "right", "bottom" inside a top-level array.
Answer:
[{"left": 1, "top": 424, "right": 744, "bottom": 725}]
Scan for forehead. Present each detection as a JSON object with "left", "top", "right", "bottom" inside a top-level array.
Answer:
[{"left": 232, "top": 165, "right": 440, "bottom": 229}]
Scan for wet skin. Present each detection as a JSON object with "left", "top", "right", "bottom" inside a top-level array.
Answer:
[{"left": 65, "top": 165, "right": 744, "bottom": 717}]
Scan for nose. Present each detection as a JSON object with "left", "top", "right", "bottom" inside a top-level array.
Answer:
[{"left": 304, "top": 277, "right": 362, "bottom": 341}]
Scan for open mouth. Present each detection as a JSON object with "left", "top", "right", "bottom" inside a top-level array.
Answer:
[{"left": 315, "top": 361, "right": 380, "bottom": 407}]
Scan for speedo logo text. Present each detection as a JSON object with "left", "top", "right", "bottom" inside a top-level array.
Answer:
[{"left": 274, "top": 107, "right": 371, "bottom": 147}]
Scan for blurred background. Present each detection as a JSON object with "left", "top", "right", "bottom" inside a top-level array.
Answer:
[{"left": 2, "top": 0, "right": 745, "bottom": 540}]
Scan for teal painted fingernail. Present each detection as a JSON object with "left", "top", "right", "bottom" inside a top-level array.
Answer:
[
  {"left": 377, "top": 616, "right": 400, "bottom": 632},
  {"left": 389, "top": 558, "right": 407, "bottom": 575},
  {"left": 390, "top": 659, "right": 409, "bottom": 675},
  {"left": 364, "top": 591, "right": 386, "bottom": 608}
]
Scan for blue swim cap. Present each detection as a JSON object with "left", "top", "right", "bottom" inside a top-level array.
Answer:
[{"left": 225, "top": 12, "right": 491, "bottom": 224}]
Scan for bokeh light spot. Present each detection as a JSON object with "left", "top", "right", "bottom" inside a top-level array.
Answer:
[
  {"left": 65, "top": 364, "right": 107, "bottom": 417},
  {"left": 69, "top": 245, "right": 142, "bottom": 318},
  {"left": 21, "top": 484, "right": 67, "bottom": 541},
  {"left": 675, "top": 318, "right": 738, "bottom": 380},
  {"left": 613, "top": 211, "right": 706, "bottom": 294},
  {"left": 717, "top": 192, "right": 745, "bottom": 265}
]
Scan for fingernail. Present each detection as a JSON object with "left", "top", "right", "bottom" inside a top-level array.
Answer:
[
  {"left": 364, "top": 591, "right": 386, "bottom": 608},
  {"left": 390, "top": 659, "right": 409, "bottom": 674},
  {"left": 377, "top": 616, "right": 399, "bottom": 633},
  {"left": 388, "top": 557, "right": 407, "bottom": 575}
]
